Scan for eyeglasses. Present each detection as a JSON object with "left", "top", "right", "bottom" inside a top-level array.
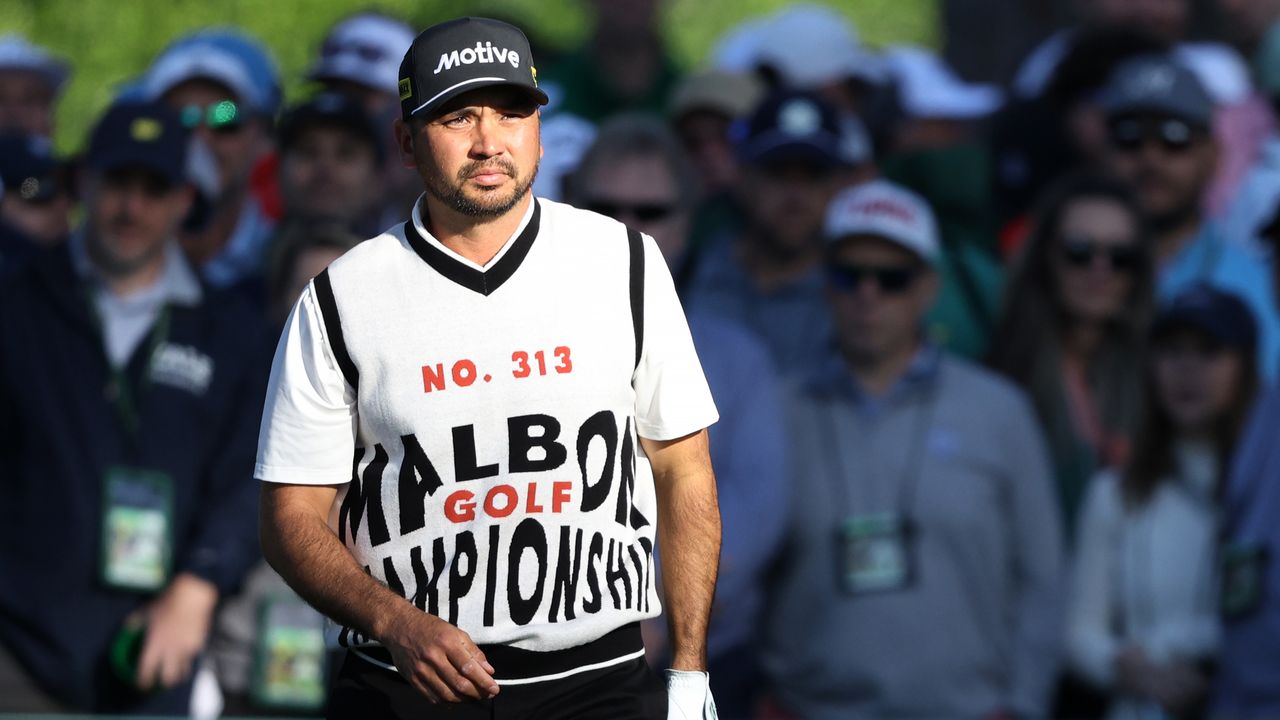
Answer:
[
  {"left": 826, "top": 264, "right": 921, "bottom": 294},
  {"left": 1108, "top": 117, "right": 1203, "bottom": 154},
  {"left": 1060, "top": 237, "right": 1141, "bottom": 273},
  {"left": 179, "top": 100, "right": 244, "bottom": 134},
  {"left": 586, "top": 200, "right": 679, "bottom": 223}
]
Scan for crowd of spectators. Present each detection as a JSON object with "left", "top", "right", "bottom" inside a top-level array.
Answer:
[{"left": 3, "top": 1, "right": 1280, "bottom": 718}]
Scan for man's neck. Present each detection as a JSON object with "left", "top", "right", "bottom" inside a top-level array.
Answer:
[
  {"left": 183, "top": 190, "right": 247, "bottom": 268},
  {"left": 847, "top": 340, "right": 923, "bottom": 398},
  {"left": 1153, "top": 213, "right": 1203, "bottom": 266},
  {"left": 423, "top": 193, "right": 532, "bottom": 267},
  {"left": 739, "top": 230, "right": 821, "bottom": 291},
  {"left": 100, "top": 255, "right": 167, "bottom": 298}
]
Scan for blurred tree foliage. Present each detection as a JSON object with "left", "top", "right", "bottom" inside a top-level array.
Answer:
[{"left": 1, "top": 0, "right": 935, "bottom": 153}]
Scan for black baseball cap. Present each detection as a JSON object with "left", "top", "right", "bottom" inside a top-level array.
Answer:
[
  {"left": 1102, "top": 56, "right": 1213, "bottom": 128},
  {"left": 398, "top": 17, "right": 548, "bottom": 120},
  {"left": 736, "top": 90, "right": 847, "bottom": 168},
  {"left": 1152, "top": 284, "right": 1257, "bottom": 351},
  {"left": 0, "top": 134, "right": 62, "bottom": 202},
  {"left": 278, "top": 92, "right": 385, "bottom": 165},
  {"left": 86, "top": 100, "right": 190, "bottom": 186}
]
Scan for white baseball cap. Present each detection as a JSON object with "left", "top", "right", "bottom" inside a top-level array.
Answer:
[
  {"left": 884, "top": 46, "right": 1002, "bottom": 120},
  {"left": 825, "top": 180, "right": 940, "bottom": 264},
  {"left": 0, "top": 35, "right": 71, "bottom": 95},
  {"left": 752, "top": 4, "right": 884, "bottom": 88},
  {"left": 308, "top": 13, "right": 415, "bottom": 96}
]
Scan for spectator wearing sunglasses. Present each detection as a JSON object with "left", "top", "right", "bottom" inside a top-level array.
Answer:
[
  {"left": 760, "top": 179, "right": 1063, "bottom": 719},
  {"left": 568, "top": 114, "right": 790, "bottom": 717},
  {"left": 144, "top": 29, "right": 281, "bottom": 291},
  {"left": 990, "top": 175, "right": 1154, "bottom": 538},
  {"left": 683, "top": 90, "right": 856, "bottom": 380},
  {"left": 1068, "top": 285, "right": 1258, "bottom": 720},
  {"left": 1100, "top": 55, "right": 1280, "bottom": 378}
]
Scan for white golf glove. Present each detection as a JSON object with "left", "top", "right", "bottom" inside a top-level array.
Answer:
[{"left": 666, "top": 669, "right": 718, "bottom": 720}]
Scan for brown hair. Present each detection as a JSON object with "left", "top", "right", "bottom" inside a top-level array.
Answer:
[
  {"left": 989, "top": 174, "right": 1155, "bottom": 467},
  {"left": 1123, "top": 336, "right": 1258, "bottom": 506}
]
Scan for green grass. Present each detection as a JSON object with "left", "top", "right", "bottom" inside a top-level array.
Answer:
[{"left": 1, "top": 0, "right": 937, "bottom": 154}]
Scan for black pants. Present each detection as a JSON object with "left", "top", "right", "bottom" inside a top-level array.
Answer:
[{"left": 328, "top": 653, "right": 667, "bottom": 720}]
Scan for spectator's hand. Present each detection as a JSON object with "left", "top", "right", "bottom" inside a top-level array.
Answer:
[
  {"left": 383, "top": 608, "right": 499, "bottom": 703},
  {"left": 667, "top": 670, "right": 718, "bottom": 719},
  {"left": 135, "top": 573, "right": 218, "bottom": 691},
  {"left": 1114, "top": 644, "right": 1158, "bottom": 698},
  {"left": 1152, "top": 660, "right": 1208, "bottom": 716}
]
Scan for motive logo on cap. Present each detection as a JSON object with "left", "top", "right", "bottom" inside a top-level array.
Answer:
[
  {"left": 398, "top": 17, "right": 549, "bottom": 120},
  {"left": 433, "top": 40, "right": 520, "bottom": 75}
]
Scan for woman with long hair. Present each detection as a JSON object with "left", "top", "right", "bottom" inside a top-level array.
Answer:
[
  {"left": 990, "top": 174, "right": 1154, "bottom": 535},
  {"left": 1067, "top": 286, "right": 1259, "bottom": 720}
]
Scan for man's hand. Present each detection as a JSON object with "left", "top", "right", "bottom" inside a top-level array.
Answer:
[
  {"left": 380, "top": 605, "right": 499, "bottom": 704},
  {"left": 667, "top": 670, "right": 718, "bottom": 720},
  {"left": 135, "top": 573, "right": 219, "bottom": 691}
]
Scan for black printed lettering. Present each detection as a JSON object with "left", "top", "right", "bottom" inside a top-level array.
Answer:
[
  {"left": 508, "top": 414, "right": 567, "bottom": 472},
  {"left": 506, "top": 518, "right": 548, "bottom": 626},
  {"left": 577, "top": 411, "right": 617, "bottom": 513},
  {"left": 399, "top": 434, "right": 443, "bottom": 537}
]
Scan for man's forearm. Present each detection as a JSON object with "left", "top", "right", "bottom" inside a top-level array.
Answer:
[
  {"left": 651, "top": 433, "right": 721, "bottom": 671},
  {"left": 259, "top": 485, "right": 411, "bottom": 644}
]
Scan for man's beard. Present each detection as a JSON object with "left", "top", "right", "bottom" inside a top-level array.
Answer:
[
  {"left": 423, "top": 156, "right": 539, "bottom": 219},
  {"left": 85, "top": 219, "right": 168, "bottom": 279}
]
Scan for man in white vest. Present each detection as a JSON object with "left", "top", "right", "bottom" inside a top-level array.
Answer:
[{"left": 255, "top": 16, "right": 721, "bottom": 720}]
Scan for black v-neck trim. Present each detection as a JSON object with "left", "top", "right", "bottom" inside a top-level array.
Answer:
[{"left": 405, "top": 200, "right": 541, "bottom": 296}]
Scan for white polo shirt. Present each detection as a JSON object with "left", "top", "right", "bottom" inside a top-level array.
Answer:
[{"left": 255, "top": 197, "right": 717, "bottom": 665}]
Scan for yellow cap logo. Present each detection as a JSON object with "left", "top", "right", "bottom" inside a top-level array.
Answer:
[
  {"left": 531, "top": 65, "right": 538, "bottom": 87},
  {"left": 399, "top": 78, "right": 412, "bottom": 101},
  {"left": 131, "top": 117, "right": 162, "bottom": 142}
]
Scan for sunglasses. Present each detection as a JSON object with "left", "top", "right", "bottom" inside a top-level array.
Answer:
[
  {"left": 1108, "top": 117, "right": 1203, "bottom": 154},
  {"left": 1060, "top": 237, "right": 1141, "bottom": 273},
  {"left": 586, "top": 200, "right": 678, "bottom": 223},
  {"left": 827, "top": 264, "right": 921, "bottom": 294},
  {"left": 179, "top": 100, "right": 244, "bottom": 133}
]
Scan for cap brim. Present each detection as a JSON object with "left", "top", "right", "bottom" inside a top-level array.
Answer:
[
  {"left": 1151, "top": 311, "right": 1237, "bottom": 347},
  {"left": 407, "top": 79, "right": 549, "bottom": 119},
  {"left": 1103, "top": 101, "right": 1212, "bottom": 127},
  {"left": 742, "top": 133, "right": 844, "bottom": 168}
]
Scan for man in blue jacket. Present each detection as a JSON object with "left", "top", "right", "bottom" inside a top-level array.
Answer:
[{"left": 0, "top": 100, "right": 269, "bottom": 714}]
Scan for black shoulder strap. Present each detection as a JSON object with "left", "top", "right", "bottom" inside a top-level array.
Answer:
[
  {"left": 312, "top": 268, "right": 360, "bottom": 392},
  {"left": 627, "top": 226, "right": 645, "bottom": 372}
]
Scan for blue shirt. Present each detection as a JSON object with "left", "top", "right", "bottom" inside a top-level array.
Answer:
[
  {"left": 202, "top": 197, "right": 275, "bottom": 289},
  {"left": 683, "top": 233, "right": 833, "bottom": 381},
  {"left": 1159, "top": 222, "right": 1280, "bottom": 378},
  {"left": 687, "top": 313, "right": 790, "bottom": 658},
  {"left": 1215, "top": 384, "right": 1280, "bottom": 717}
]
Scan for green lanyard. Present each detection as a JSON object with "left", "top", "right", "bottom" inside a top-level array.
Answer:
[{"left": 91, "top": 294, "right": 173, "bottom": 439}]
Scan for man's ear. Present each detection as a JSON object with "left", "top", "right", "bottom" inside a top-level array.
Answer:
[{"left": 393, "top": 117, "right": 417, "bottom": 169}]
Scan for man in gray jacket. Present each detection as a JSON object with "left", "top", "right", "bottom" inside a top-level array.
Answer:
[{"left": 761, "top": 179, "right": 1065, "bottom": 719}]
